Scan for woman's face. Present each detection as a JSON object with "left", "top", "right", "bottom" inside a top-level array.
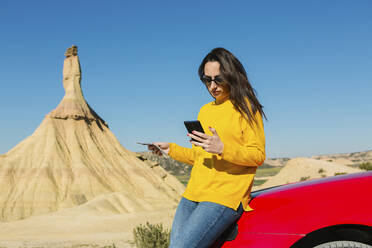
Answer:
[{"left": 204, "top": 61, "right": 230, "bottom": 103}]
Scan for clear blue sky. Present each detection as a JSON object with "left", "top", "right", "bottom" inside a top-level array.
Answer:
[{"left": 1, "top": 0, "right": 371, "bottom": 158}]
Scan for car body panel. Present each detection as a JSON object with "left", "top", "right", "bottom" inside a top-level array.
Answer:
[
  {"left": 221, "top": 171, "right": 372, "bottom": 247},
  {"left": 222, "top": 232, "right": 304, "bottom": 247}
]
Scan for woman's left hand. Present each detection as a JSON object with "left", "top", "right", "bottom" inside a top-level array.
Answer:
[{"left": 188, "top": 127, "right": 224, "bottom": 155}]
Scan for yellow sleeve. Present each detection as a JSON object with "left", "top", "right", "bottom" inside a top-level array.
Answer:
[
  {"left": 221, "top": 111, "right": 266, "bottom": 166},
  {"left": 168, "top": 143, "right": 197, "bottom": 166}
]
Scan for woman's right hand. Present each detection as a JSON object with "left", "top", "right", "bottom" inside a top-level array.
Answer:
[{"left": 148, "top": 142, "right": 170, "bottom": 156}]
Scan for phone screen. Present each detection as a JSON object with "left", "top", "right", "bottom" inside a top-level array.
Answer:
[{"left": 184, "top": 120, "right": 205, "bottom": 142}]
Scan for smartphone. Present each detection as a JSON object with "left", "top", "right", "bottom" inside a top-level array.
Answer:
[{"left": 184, "top": 120, "right": 205, "bottom": 142}]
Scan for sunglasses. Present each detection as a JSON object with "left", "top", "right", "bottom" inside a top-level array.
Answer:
[{"left": 201, "top": 75, "right": 226, "bottom": 86}]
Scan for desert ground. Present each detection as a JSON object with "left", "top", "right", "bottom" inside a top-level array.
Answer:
[
  {"left": 0, "top": 207, "right": 176, "bottom": 248},
  {"left": 1, "top": 151, "right": 369, "bottom": 248}
]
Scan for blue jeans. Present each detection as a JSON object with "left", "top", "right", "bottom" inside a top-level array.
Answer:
[{"left": 169, "top": 197, "right": 244, "bottom": 248}]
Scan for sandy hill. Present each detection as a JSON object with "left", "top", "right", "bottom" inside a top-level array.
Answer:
[
  {"left": 0, "top": 45, "right": 184, "bottom": 223},
  {"left": 264, "top": 157, "right": 290, "bottom": 167},
  {"left": 253, "top": 157, "right": 363, "bottom": 191},
  {"left": 311, "top": 150, "right": 372, "bottom": 166}
]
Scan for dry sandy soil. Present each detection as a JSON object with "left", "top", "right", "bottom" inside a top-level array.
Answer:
[{"left": 0, "top": 205, "right": 177, "bottom": 248}]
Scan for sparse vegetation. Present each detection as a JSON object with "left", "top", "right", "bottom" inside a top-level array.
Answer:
[
  {"left": 348, "top": 152, "right": 357, "bottom": 157},
  {"left": 360, "top": 162, "right": 372, "bottom": 171},
  {"left": 346, "top": 163, "right": 361, "bottom": 169},
  {"left": 321, "top": 174, "right": 327, "bottom": 178},
  {"left": 137, "top": 152, "right": 191, "bottom": 177},
  {"left": 256, "top": 165, "right": 283, "bottom": 177},
  {"left": 175, "top": 174, "right": 191, "bottom": 186},
  {"left": 318, "top": 168, "right": 325, "bottom": 173},
  {"left": 300, "top": 176, "right": 310, "bottom": 181},
  {"left": 334, "top": 172, "right": 347, "bottom": 176},
  {"left": 102, "top": 244, "right": 117, "bottom": 248},
  {"left": 327, "top": 159, "right": 333, "bottom": 162},
  {"left": 253, "top": 179, "right": 267, "bottom": 186},
  {"left": 137, "top": 152, "right": 192, "bottom": 186},
  {"left": 132, "top": 222, "right": 170, "bottom": 248},
  {"left": 268, "top": 157, "right": 290, "bottom": 161}
]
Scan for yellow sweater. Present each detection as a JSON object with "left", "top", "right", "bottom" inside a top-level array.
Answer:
[{"left": 168, "top": 99, "right": 266, "bottom": 211}]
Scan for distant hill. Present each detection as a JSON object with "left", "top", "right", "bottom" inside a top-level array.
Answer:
[
  {"left": 254, "top": 157, "right": 363, "bottom": 191},
  {"left": 311, "top": 149, "right": 372, "bottom": 166},
  {"left": 264, "top": 157, "right": 290, "bottom": 167},
  {"left": 137, "top": 151, "right": 286, "bottom": 173},
  {"left": 137, "top": 149, "right": 372, "bottom": 192},
  {"left": 137, "top": 151, "right": 192, "bottom": 175},
  {"left": 136, "top": 151, "right": 285, "bottom": 186},
  {"left": 136, "top": 151, "right": 192, "bottom": 186}
]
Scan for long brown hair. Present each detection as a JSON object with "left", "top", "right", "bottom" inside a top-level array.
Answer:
[{"left": 198, "top": 47, "right": 267, "bottom": 124}]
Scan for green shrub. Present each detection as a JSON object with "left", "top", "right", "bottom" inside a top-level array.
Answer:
[
  {"left": 334, "top": 172, "right": 347, "bottom": 176},
  {"left": 102, "top": 244, "right": 117, "bottom": 248},
  {"left": 253, "top": 179, "right": 267, "bottom": 186},
  {"left": 360, "top": 162, "right": 372, "bottom": 171},
  {"left": 300, "top": 176, "right": 310, "bottom": 181},
  {"left": 318, "top": 168, "right": 325, "bottom": 173},
  {"left": 133, "top": 222, "right": 170, "bottom": 248}
]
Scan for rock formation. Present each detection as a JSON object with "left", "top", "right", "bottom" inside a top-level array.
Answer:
[
  {"left": 47, "top": 45, "right": 104, "bottom": 123},
  {"left": 0, "top": 46, "right": 184, "bottom": 222}
]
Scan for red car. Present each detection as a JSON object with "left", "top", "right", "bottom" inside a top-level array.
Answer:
[{"left": 217, "top": 171, "right": 372, "bottom": 248}]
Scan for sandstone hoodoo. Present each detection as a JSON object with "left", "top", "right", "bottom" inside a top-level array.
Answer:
[{"left": 0, "top": 46, "right": 184, "bottom": 222}]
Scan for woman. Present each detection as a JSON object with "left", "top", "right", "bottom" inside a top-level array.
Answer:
[{"left": 149, "top": 47, "right": 266, "bottom": 248}]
